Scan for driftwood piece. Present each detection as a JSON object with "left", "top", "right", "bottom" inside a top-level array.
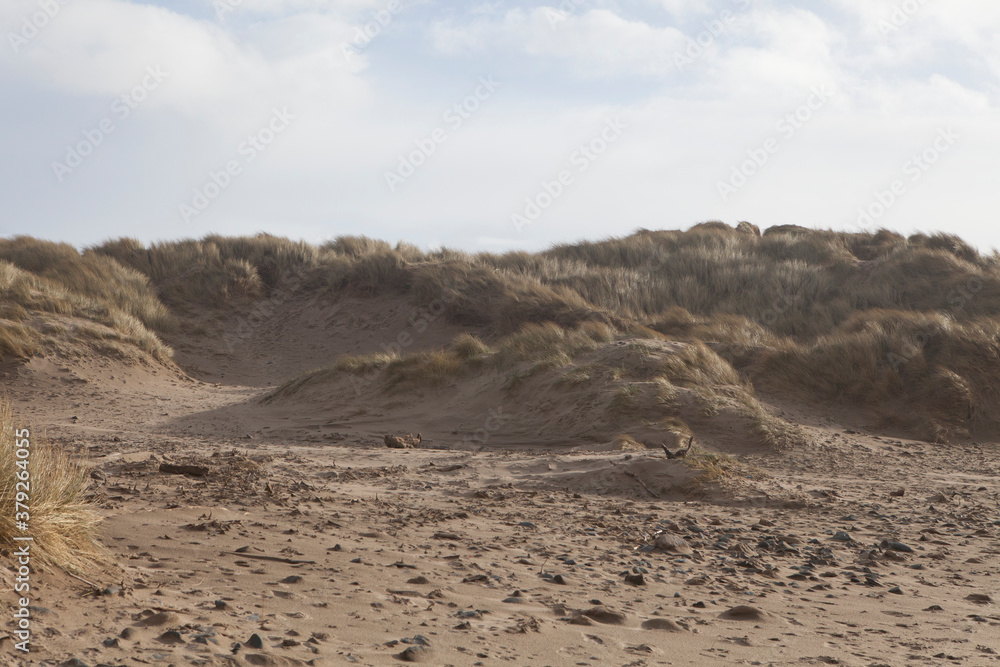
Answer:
[
  {"left": 159, "top": 463, "right": 210, "bottom": 477},
  {"left": 624, "top": 471, "right": 661, "bottom": 499},
  {"left": 221, "top": 551, "right": 316, "bottom": 565}
]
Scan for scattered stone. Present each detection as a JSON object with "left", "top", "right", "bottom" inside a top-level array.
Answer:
[
  {"left": 582, "top": 606, "right": 627, "bottom": 625},
  {"left": 281, "top": 575, "right": 304, "bottom": 584},
  {"left": 623, "top": 572, "right": 645, "bottom": 586},
  {"left": 655, "top": 533, "right": 693, "bottom": 555},
  {"left": 720, "top": 605, "right": 767, "bottom": 621},
  {"left": 157, "top": 630, "right": 185, "bottom": 644},
  {"left": 407, "top": 576, "right": 431, "bottom": 585},
  {"left": 641, "top": 618, "right": 685, "bottom": 632},
  {"left": 136, "top": 611, "right": 179, "bottom": 627},
  {"left": 888, "top": 586, "right": 904, "bottom": 595},
  {"left": 398, "top": 645, "right": 433, "bottom": 662},
  {"left": 967, "top": 594, "right": 993, "bottom": 604},
  {"left": 246, "top": 633, "right": 265, "bottom": 649},
  {"left": 384, "top": 433, "right": 421, "bottom": 449},
  {"left": 831, "top": 531, "right": 852, "bottom": 542}
]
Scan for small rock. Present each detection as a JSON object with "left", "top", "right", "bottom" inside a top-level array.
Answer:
[
  {"left": 655, "top": 533, "right": 693, "bottom": 555},
  {"left": 403, "top": 635, "right": 431, "bottom": 646},
  {"left": 137, "top": 611, "right": 179, "bottom": 627},
  {"left": 398, "top": 646, "right": 433, "bottom": 662},
  {"left": 582, "top": 606, "right": 627, "bottom": 625},
  {"left": 624, "top": 572, "right": 645, "bottom": 586},
  {"left": 246, "top": 633, "right": 265, "bottom": 649},
  {"left": 831, "top": 531, "right": 852, "bottom": 542},
  {"left": 407, "top": 576, "right": 431, "bottom": 585},
  {"left": 888, "top": 586, "right": 903, "bottom": 595},
  {"left": 281, "top": 575, "right": 304, "bottom": 584},
  {"left": 720, "top": 605, "right": 767, "bottom": 621},
  {"left": 157, "top": 630, "right": 185, "bottom": 644},
  {"left": 641, "top": 618, "right": 685, "bottom": 632},
  {"left": 967, "top": 594, "right": 993, "bottom": 604},
  {"left": 552, "top": 574, "right": 567, "bottom": 585}
]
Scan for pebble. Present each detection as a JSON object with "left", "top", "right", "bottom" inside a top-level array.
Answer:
[
  {"left": 641, "top": 618, "right": 685, "bottom": 632},
  {"left": 398, "top": 645, "right": 433, "bottom": 662},
  {"left": 624, "top": 572, "right": 645, "bottom": 586},
  {"left": 581, "top": 606, "right": 627, "bottom": 625},
  {"left": 720, "top": 605, "right": 767, "bottom": 621}
]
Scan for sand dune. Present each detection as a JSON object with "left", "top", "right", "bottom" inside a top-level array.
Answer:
[{"left": 2, "top": 227, "right": 1000, "bottom": 664}]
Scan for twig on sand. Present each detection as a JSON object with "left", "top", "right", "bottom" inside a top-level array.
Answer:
[
  {"left": 624, "top": 471, "right": 661, "bottom": 499},
  {"left": 66, "top": 571, "right": 101, "bottom": 590},
  {"left": 221, "top": 551, "right": 316, "bottom": 565}
]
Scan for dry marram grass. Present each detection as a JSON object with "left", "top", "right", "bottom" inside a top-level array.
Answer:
[{"left": 0, "top": 399, "right": 102, "bottom": 573}]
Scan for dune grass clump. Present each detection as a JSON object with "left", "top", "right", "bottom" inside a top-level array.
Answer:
[
  {"left": 0, "top": 249, "right": 174, "bottom": 363},
  {"left": 0, "top": 237, "right": 176, "bottom": 333},
  {"left": 0, "top": 399, "right": 101, "bottom": 572}
]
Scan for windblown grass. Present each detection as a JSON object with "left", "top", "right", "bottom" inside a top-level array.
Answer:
[
  {"left": 9, "top": 223, "right": 1000, "bottom": 440},
  {"left": 0, "top": 399, "right": 101, "bottom": 572}
]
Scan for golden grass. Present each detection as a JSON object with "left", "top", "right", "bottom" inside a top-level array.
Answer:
[
  {"left": 0, "top": 252, "right": 173, "bottom": 363},
  {"left": 8, "top": 223, "right": 1000, "bottom": 441},
  {"left": 0, "top": 398, "right": 102, "bottom": 572}
]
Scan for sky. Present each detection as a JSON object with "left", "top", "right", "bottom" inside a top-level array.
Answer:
[{"left": 1, "top": 0, "right": 998, "bottom": 253}]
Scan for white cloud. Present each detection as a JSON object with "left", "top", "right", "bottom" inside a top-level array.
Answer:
[{"left": 430, "top": 7, "right": 688, "bottom": 78}]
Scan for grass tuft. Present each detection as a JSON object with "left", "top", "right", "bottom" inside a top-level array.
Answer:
[{"left": 0, "top": 399, "right": 102, "bottom": 572}]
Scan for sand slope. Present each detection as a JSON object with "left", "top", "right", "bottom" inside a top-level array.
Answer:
[{"left": 2, "top": 293, "right": 1000, "bottom": 666}]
